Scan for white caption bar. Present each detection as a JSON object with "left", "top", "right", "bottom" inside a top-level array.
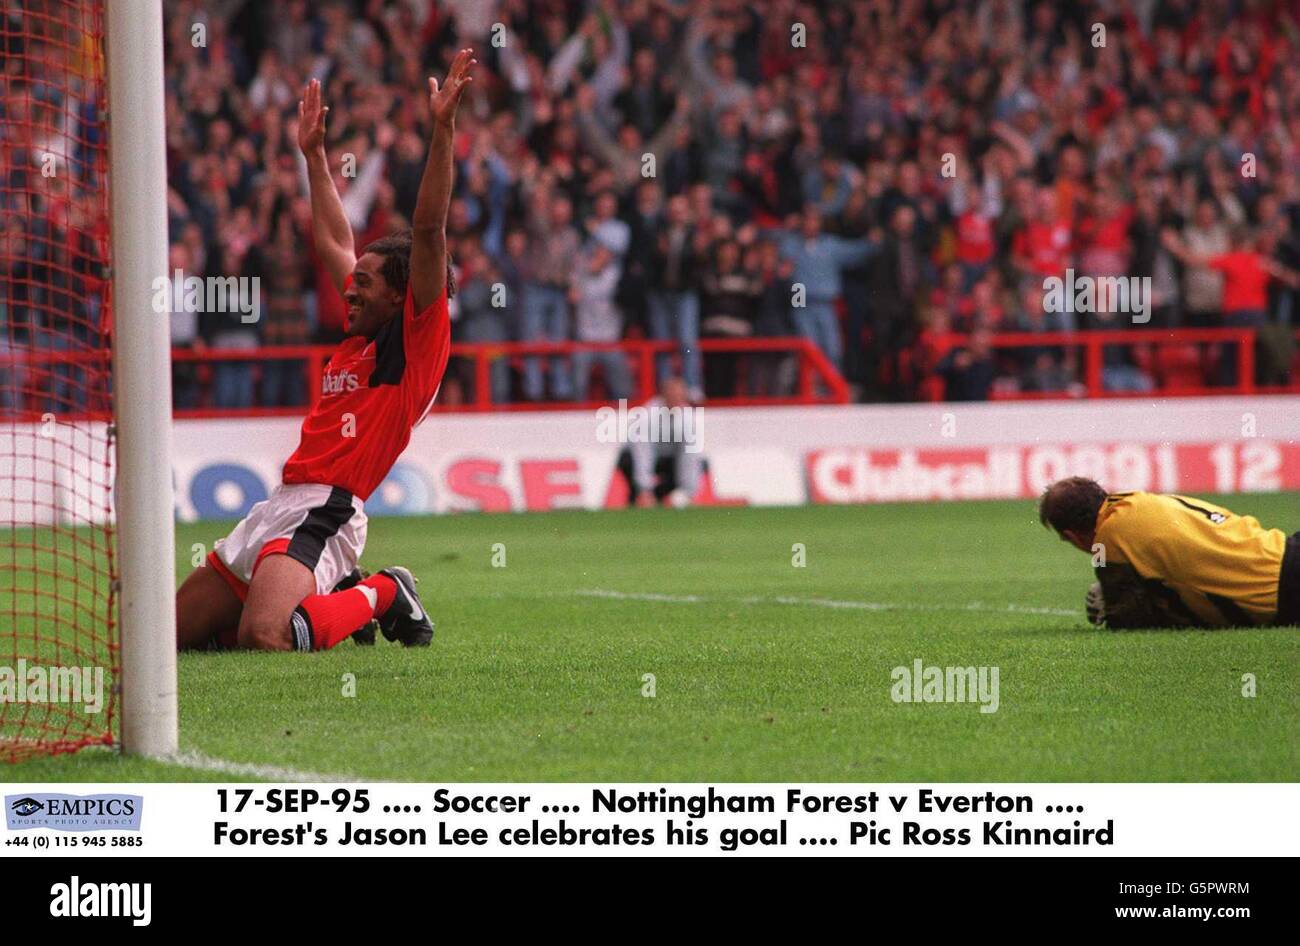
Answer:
[{"left": 2, "top": 783, "right": 1295, "bottom": 857}]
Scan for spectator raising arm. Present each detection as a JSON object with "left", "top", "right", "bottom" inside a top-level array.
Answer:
[
  {"left": 547, "top": 13, "right": 629, "bottom": 109},
  {"left": 1163, "top": 229, "right": 1300, "bottom": 289},
  {"left": 411, "top": 48, "right": 477, "bottom": 314},
  {"left": 297, "top": 79, "right": 355, "bottom": 293},
  {"left": 1261, "top": 258, "right": 1300, "bottom": 289}
]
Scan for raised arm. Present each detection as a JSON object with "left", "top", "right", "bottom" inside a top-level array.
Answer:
[
  {"left": 830, "top": 234, "right": 880, "bottom": 268},
  {"left": 410, "top": 48, "right": 476, "bottom": 314},
  {"left": 1260, "top": 256, "right": 1300, "bottom": 289},
  {"left": 297, "top": 79, "right": 356, "bottom": 293},
  {"left": 1160, "top": 228, "right": 1207, "bottom": 267}
]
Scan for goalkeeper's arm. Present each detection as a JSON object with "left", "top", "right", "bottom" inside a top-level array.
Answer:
[
  {"left": 297, "top": 79, "right": 356, "bottom": 293},
  {"left": 1090, "top": 563, "right": 1198, "bottom": 630}
]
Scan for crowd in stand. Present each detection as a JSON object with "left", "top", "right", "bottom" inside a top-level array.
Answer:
[
  {"left": 3, "top": 0, "right": 1300, "bottom": 411},
  {"left": 0, "top": 0, "right": 107, "bottom": 413}
]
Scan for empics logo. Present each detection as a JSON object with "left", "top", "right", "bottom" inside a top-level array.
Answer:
[
  {"left": 50, "top": 877, "right": 151, "bottom": 927},
  {"left": 6, "top": 793, "right": 143, "bottom": 831},
  {"left": 11, "top": 796, "right": 43, "bottom": 817}
]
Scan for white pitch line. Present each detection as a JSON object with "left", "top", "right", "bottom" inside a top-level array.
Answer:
[
  {"left": 12, "top": 744, "right": 360, "bottom": 782},
  {"left": 575, "top": 588, "right": 1080, "bottom": 618},
  {"left": 575, "top": 589, "right": 705, "bottom": 604},
  {"left": 163, "top": 750, "right": 359, "bottom": 783}
]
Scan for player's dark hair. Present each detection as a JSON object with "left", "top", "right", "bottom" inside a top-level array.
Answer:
[
  {"left": 362, "top": 229, "right": 457, "bottom": 300},
  {"left": 1038, "top": 477, "right": 1108, "bottom": 535}
]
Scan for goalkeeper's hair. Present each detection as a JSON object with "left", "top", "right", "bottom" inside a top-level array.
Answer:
[
  {"left": 1038, "top": 476, "right": 1107, "bottom": 535},
  {"left": 363, "top": 229, "right": 457, "bottom": 300}
]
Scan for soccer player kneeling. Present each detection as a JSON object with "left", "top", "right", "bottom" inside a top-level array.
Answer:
[
  {"left": 174, "top": 52, "right": 477, "bottom": 651},
  {"left": 1039, "top": 476, "right": 1299, "bottom": 629}
]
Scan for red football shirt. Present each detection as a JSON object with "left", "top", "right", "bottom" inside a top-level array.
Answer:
[
  {"left": 954, "top": 211, "right": 994, "bottom": 264},
  {"left": 1207, "top": 252, "right": 1270, "bottom": 314},
  {"left": 1012, "top": 221, "right": 1073, "bottom": 277},
  {"left": 282, "top": 283, "right": 450, "bottom": 500}
]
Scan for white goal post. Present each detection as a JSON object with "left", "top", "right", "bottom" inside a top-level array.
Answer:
[{"left": 106, "top": 0, "right": 178, "bottom": 756}]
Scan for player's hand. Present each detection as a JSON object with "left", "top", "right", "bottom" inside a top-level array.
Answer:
[
  {"left": 297, "top": 79, "right": 328, "bottom": 155},
  {"left": 429, "top": 48, "right": 476, "bottom": 128},
  {"left": 1084, "top": 582, "right": 1106, "bottom": 626}
]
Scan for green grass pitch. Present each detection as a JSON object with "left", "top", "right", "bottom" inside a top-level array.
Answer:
[{"left": 7, "top": 494, "right": 1299, "bottom": 782}]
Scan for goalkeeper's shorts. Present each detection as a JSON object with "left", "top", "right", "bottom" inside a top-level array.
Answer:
[
  {"left": 208, "top": 483, "right": 367, "bottom": 599},
  {"left": 1279, "top": 531, "right": 1300, "bottom": 627}
]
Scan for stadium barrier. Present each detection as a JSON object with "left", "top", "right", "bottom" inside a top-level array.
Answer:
[
  {"left": 2, "top": 327, "right": 1300, "bottom": 415},
  {"left": 4, "top": 328, "right": 1297, "bottom": 420},
  {"left": 925, "top": 327, "right": 1300, "bottom": 401},
  {"left": 6, "top": 395, "right": 1296, "bottom": 524},
  {"left": 0, "top": 335, "right": 845, "bottom": 417},
  {"left": 167, "top": 336, "right": 852, "bottom": 416}
]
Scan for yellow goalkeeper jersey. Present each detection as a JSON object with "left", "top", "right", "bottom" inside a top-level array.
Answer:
[{"left": 1093, "top": 492, "right": 1288, "bottom": 626}]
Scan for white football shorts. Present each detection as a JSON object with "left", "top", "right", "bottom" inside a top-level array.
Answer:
[{"left": 211, "top": 483, "right": 367, "bottom": 597}]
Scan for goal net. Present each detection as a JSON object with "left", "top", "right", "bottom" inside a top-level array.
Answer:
[{"left": 1, "top": 0, "right": 117, "bottom": 760}]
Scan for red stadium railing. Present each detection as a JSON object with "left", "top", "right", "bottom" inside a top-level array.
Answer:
[
  {"left": 3, "top": 328, "right": 1299, "bottom": 418},
  {"left": 0, "top": 336, "right": 848, "bottom": 419},
  {"left": 922, "top": 327, "right": 1300, "bottom": 401},
  {"left": 165, "top": 336, "right": 850, "bottom": 416}
]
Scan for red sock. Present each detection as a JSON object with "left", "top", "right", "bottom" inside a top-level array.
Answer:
[
  {"left": 289, "top": 576, "right": 388, "bottom": 651},
  {"left": 290, "top": 574, "right": 400, "bottom": 651},
  {"left": 360, "top": 573, "right": 397, "bottom": 616}
]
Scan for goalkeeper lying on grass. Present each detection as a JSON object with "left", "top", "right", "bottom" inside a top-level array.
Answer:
[{"left": 1039, "top": 477, "right": 1300, "bottom": 629}]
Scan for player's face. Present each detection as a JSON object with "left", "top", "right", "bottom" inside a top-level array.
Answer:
[{"left": 345, "top": 253, "right": 403, "bottom": 338}]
